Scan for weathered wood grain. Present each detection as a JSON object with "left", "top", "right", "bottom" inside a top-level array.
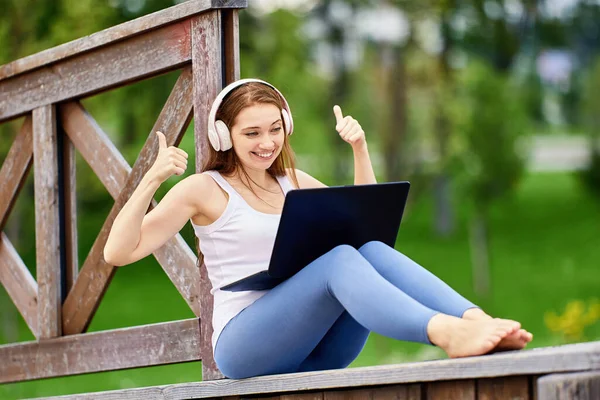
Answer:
[
  {"left": 0, "top": 232, "right": 38, "bottom": 336},
  {"left": 281, "top": 392, "right": 326, "bottom": 400},
  {"left": 1, "top": 20, "right": 191, "bottom": 122},
  {"left": 223, "top": 9, "right": 240, "bottom": 83},
  {"left": 324, "top": 384, "right": 421, "bottom": 399},
  {"left": 0, "top": 0, "right": 248, "bottom": 81},
  {"left": 60, "top": 126, "right": 78, "bottom": 294},
  {"left": 25, "top": 342, "right": 600, "bottom": 400},
  {"left": 426, "top": 380, "right": 475, "bottom": 400},
  {"left": 61, "top": 68, "right": 196, "bottom": 335},
  {"left": 60, "top": 70, "right": 200, "bottom": 318},
  {"left": 145, "top": 66, "right": 201, "bottom": 317},
  {"left": 191, "top": 10, "right": 224, "bottom": 381},
  {"left": 477, "top": 376, "right": 530, "bottom": 399},
  {"left": 33, "top": 104, "right": 62, "bottom": 339},
  {"left": 0, "top": 116, "right": 33, "bottom": 231},
  {"left": 537, "top": 371, "right": 600, "bottom": 400},
  {"left": 0, "top": 319, "right": 201, "bottom": 384},
  {"left": 59, "top": 102, "right": 131, "bottom": 200}
]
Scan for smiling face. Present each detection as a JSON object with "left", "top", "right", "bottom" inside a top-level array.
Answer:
[{"left": 229, "top": 103, "right": 285, "bottom": 172}]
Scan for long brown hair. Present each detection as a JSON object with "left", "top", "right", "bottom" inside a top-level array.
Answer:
[{"left": 196, "top": 81, "right": 299, "bottom": 266}]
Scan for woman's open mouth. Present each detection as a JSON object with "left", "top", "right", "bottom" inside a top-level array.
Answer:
[{"left": 251, "top": 150, "right": 275, "bottom": 161}]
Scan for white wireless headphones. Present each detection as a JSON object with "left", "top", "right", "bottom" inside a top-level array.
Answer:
[{"left": 207, "top": 78, "right": 294, "bottom": 151}]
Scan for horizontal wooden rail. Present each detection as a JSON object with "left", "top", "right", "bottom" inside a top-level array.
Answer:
[
  {"left": 0, "top": 21, "right": 192, "bottom": 123},
  {"left": 20, "top": 341, "right": 600, "bottom": 399},
  {"left": 0, "top": 0, "right": 246, "bottom": 80},
  {"left": 0, "top": 319, "right": 201, "bottom": 383}
]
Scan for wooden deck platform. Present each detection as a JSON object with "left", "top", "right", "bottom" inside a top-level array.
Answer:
[{"left": 28, "top": 341, "right": 600, "bottom": 400}]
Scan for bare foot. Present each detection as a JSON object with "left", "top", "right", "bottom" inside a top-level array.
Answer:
[
  {"left": 493, "top": 329, "right": 533, "bottom": 351},
  {"left": 462, "top": 308, "right": 533, "bottom": 351},
  {"left": 427, "top": 313, "right": 521, "bottom": 358}
]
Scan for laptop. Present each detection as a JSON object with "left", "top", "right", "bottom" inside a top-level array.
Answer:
[{"left": 220, "top": 181, "right": 410, "bottom": 292}]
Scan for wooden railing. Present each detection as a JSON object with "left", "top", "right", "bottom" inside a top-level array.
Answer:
[{"left": 0, "top": 0, "right": 247, "bottom": 383}]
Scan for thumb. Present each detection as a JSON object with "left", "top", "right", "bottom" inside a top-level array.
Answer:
[
  {"left": 333, "top": 105, "right": 344, "bottom": 127},
  {"left": 156, "top": 131, "right": 167, "bottom": 150}
]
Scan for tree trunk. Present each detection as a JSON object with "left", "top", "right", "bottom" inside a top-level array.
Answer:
[
  {"left": 469, "top": 208, "right": 491, "bottom": 298},
  {"left": 433, "top": 4, "right": 455, "bottom": 236}
]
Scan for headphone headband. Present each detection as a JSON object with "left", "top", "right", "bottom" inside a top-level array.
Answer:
[{"left": 207, "top": 78, "right": 294, "bottom": 151}]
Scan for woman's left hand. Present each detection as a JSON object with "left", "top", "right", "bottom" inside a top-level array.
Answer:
[{"left": 334, "top": 105, "right": 366, "bottom": 151}]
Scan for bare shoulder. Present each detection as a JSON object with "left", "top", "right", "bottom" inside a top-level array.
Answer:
[
  {"left": 286, "top": 168, "right": 327, "bottom": 189},
  {"left": 168, "top": 173, "right": 222, "bottom": 211}
]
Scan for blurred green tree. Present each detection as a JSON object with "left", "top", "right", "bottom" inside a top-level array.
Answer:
[{"left": 450, "top": 60, "right": 528, "bottom": 296}]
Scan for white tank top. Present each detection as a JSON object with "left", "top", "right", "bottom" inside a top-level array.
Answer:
[{"left": 190, "top": 170, "right": 295, "bottom": 351}]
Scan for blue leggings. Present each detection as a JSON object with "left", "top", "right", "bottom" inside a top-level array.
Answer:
[{"left": 214, "top": 241, "right": 477, "bottom": 379}]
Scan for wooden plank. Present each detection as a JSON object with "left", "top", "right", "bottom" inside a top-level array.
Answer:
[
  {"left": 60, "top": 127, "right": 78, "bottom": 294},
  {"left": 0, "top": 116, "right": 33, "bottom": 231},
  {"left": 325, "top": 384, "right": 420, "bottom": 399},
  {"left": 1, "top": 20, "right": 191, "bottom": 122},
  {"left": 537, "top": 371, "right": 600, "bottom": 400},
  {"left": 281, "top": 393, "right": 325, "bottom": 400},
  {"left": 192, "top": 10, "right": 224, "bottom": 381},
  {"left": 530, "top": 375, "right": 540, "bottom": 400},
  {"left": 426, "top": 380, "right": 475, "bottom": 400},
  {"left": 19, "top": 340, "right": 600, "bottom": 400},
  {"left": 33, "top": 104, "right": 62, "bottom": 339},
  {"left": 0, "top": 0, "right": 248, "bottom": 81},
  {"left": 0, "top": 232, "right": 38, "bottom": 336},
  {"left": 223, "top": 9, "right": 241, "bottom": 83},
  {"left": 0, "top": 318, "right": 201, "bottom": 383},
  {"left": 477, "top": 376, "right": 530, "bottom": 399},
  {"left": 61, "top": 69, "right": 196, "bottom": 335},
  {"left": 59, "top": 101, "right": 131, "bottom": 200}
]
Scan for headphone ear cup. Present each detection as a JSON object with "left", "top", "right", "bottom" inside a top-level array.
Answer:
[
  {"left": 215, "top": 120, "right": 233, "bottom": 151},
  {"left": 208, "top": 125, "right": 221, "bottom": 151},
  {"left": 281, "top": 109, "right": 292, "bottom": 135}
]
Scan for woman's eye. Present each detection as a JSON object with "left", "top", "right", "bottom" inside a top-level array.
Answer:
[
  {"left": 245, "top": 131, "right": 258, "bottom": 137},
  {"left": 272, "top": 127, "right": 282, "bottom": 133}
]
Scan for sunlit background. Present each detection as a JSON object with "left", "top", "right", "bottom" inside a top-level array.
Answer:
[{"left": 1, "top": 0, "right": 599, "bottom": 398}]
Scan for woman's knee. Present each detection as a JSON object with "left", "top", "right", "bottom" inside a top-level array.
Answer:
[{"left": 358, "top": 240, "right": 389, "bottom": 255}]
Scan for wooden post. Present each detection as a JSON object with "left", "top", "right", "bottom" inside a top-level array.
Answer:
[
  {"left": 192, "top": 10, "right": 225, "bottom": 381},
  {"left": 538, "top": 371, "right": 600, "bottom": 400},
  {"left": 33, "top": 104, "right": 62, "bottom": 339},
  {"left": 57, "top": 120, "right": 78, "bottom": 298}
]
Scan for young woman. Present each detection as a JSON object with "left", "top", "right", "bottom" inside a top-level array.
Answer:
[{"left": 104, "top": 79, "right": 533, "bottom": 379}]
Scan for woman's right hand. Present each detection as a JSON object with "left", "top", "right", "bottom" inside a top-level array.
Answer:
[{"left": 148, "top": 131, "right": 188, "bottom": 183}]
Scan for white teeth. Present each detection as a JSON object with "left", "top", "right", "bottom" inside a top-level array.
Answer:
[{"left": 255, "top": 151, "right": 273, "bottom": 158}]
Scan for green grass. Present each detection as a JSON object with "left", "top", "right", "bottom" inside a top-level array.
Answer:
[{"left": 1, "top": 172, "right": 600, "bottom": 398}]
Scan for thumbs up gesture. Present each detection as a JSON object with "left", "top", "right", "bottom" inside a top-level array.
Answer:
[
  {"left": 148, "top": 131, "right": 189, "bottom": 183},
  {"left": 334, "top": 105, "right": 366, "bottom": 151}
]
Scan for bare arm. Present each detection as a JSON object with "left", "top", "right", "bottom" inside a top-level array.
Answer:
[
  {"left": 290, "top": 168, "right": 328, "bottom": 189},
  {"left": 333, "top": 105, "right": 377, "bottom": 185},
  {"left": 104, "top": 131, "right": 196, "bottom": 266}
]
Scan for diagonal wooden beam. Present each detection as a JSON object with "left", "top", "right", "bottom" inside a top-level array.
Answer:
[
  {"left": 62, "top": 67, "right": 197, "bottom": 335},
  {"left": 0, "top": 232, "right": 38, "bottom": 337},
  {"left": 146, "top": 66, "right": 201, "bottom": 317},
  {"left": 59, "top": 102, "right": 131, "bottom": 200},
  {"left": 33, "top": 104, "right": 62, "bottom": 339},
  {"left": 0, "top": 116, "right": 33, "bottom": 232},
  {"left": 60, "top": 69, "right": 200, "bottom": 316}
]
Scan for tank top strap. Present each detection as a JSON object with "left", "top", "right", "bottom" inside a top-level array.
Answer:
[
  {"left": 203, "top": 170, "right": 243, "bottom": 200},
  {"left": 276, "top": 173, "right": 296, "bottom": 195}
]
